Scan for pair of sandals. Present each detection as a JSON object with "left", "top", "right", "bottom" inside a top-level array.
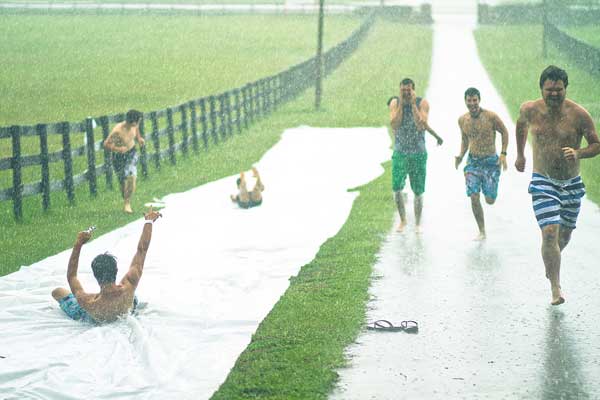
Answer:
[{"left": 366, "top": 319, "right": 418, "bottom": 333}]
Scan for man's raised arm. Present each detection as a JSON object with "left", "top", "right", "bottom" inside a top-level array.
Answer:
[
  {"left": 121, "top": 208, "right": 162, "bottom": 288},
  {"left": 67, "top": 231, "right": 92, "bottom": 297}
]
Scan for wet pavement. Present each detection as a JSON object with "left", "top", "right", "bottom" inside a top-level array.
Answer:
[{"left": 331, "top": 14, "right": 600, "bottom": 400}]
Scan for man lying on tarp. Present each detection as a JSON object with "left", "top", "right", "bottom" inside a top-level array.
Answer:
[{"left": 51, "top": 208, "right": 162, "bottom": 323}]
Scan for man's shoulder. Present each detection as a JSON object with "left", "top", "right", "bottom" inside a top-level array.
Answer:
[
  {"left": 458, "top": 113, "right": 469, "bottom": 124},
  {"left": 565, "top": 99, "right": 591, "bottom": 118}
]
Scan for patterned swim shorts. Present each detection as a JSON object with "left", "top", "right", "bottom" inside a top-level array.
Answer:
[
  {"left": 528, "top": 172, "right": 585, "bottom": 229},
  {"left": 464, "top": 154, "right": 501, "bottom": 200}
]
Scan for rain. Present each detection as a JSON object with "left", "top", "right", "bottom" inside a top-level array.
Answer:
[{"left": 1, "top": 0, "right": 600, "bottom": 399}]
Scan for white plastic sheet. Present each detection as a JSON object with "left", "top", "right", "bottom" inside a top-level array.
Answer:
[{"left": 0, "top": 127, "right": 390, "bottom": 400}]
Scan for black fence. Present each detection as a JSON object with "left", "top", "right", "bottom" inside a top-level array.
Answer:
[
  {"left": 543, "top": 21, "right": 600, "bottom": 76},
  {"left": 0, "top": 13, "right": 375, "bottom": 220},
  {"left": 478, "top": 1, "right": 600, "bottom": 25}
]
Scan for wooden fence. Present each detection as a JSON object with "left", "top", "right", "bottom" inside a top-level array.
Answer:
[
  {"left": 543, "top": 21, "right": 600, "bottom": 76},
  {"left": 0, "top": 13, "right": 374, "bottom": 220}
]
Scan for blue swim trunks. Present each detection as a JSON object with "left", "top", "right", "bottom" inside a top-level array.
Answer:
[
  {"left": 464, "top": 154, "right": 501, "bottom": 200},
  {"left": 58, "top": 293, "right": 95, "bottom": 323},
  {"left": 528, "top": 173, "right": 585, "bottom": 229},
  {"left": 58, "top": 294, "right": 139, "bottom": 323}
]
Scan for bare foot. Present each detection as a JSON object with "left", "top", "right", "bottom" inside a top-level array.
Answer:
[
  {"left": 124, "top": 203, "right": 133, "bottom": 214},
  {"left": 551, "top": 287, "right": 565, "bottom": 306},
  {"left": 397, "top": 222, "right": 407, "bottom": 232},
  {"left": 473, "top": 232, "right": 486, "bottom": 241}
]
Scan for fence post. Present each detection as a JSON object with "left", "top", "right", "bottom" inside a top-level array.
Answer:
[
  {"left": 138, "top": 116, "right": 149, "bottom": 179},
  {"left": 10, "top": 126, "right": 23, "bottom": 220},
  {"left": 242, "top": 85, "right": 250, "bottom": 129},
  {"left": 218, "top": 94, "right": 227, "bottom": 140},
  {"left": 180, "top": 104, "right": 189, "bottom": 155},
  {"left": 100, "top": 116, "right": 113, "bottom": 190},
  {"left": 234, "top": 88, "right": 242, "bottom": 133},
  {"left": 37, "top": 124, "right": 51, "bottom": 211},
  {"left": 166, "top": 107, "right": 177, "bottom": 165},
  {"left": 225, "top": 91, "right": 233, "bottom": 136},
  {"left": 248, "top": 84, "right": 255, "bottom": 123},
  {"left": 60, "top": 122, "right": 75, "bottom": 205},
  {"left": 85, "top": 117, "right": 97, "bottom": 197},
  {"left": 199, "top": 98, "right": 209, "bottom": 149},
  {"left": 189, "top": 100, "right": 200, "bottom": 153},
  {"left": 209, "top": 95, "right": 218, "bottom": 144},
  {"left": 150, "top": 111, "right": 161, "bottom": 170}
]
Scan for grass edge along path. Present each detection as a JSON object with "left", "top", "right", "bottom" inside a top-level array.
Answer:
[
  {"left": 474, "top": 25, "right": 600, "bottom": 206},
  {"left": 211, "top": 163, "right": 396, "bottom": 400}
]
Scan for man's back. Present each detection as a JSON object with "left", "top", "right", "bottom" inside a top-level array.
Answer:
[{"left": 77, "top": 284, "right": 136, "bottom": 323}]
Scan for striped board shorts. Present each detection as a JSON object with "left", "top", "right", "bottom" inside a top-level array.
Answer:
[{"left": 528, "top": 173, "right": 585, "bottom": 229}]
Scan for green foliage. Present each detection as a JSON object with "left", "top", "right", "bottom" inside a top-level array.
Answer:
[{"left": 475, "top": 25, "right": 600, "bottom": 205}]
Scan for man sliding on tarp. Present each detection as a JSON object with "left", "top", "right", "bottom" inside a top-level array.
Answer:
[
  {"left": 231, "top": 167, "right": 265, "bottom": 209},
  {"left": 51, "top": 208, "right": 162, "bottom": 323}
]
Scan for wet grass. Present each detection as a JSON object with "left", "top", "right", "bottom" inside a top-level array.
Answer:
[
  {"left": 475, "top": 24, "right": 600, "bottom": 206},
  {"left": 562, "top": 26, "right": 600, "bottom": 47},
  {"left": 0, "top": 14, "right": 358, "bottom": 127}
]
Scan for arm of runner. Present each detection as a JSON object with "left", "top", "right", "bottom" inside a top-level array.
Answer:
[
  {"left": 565, "top": 108, "right": 600, "bottom": 160},
  {"left": 103, "top": 129, "right": 126, "bottom": 153},
  {"left": 494, "top": 113, "right": 509, "bottom": 170},
  {"left": 135, "top": 124, "right": 146, "bottom": 147},
  {"left": 389, "top": 96, "right": 403, "bottom": 130},
  {"left": 67, "top": 231, "right": 92, "bottom": 298},
  {"left": 424, "top": 121, "right": 443, "bottom": 145},
  {"left": 455, "top": 117, "right": 469, "bottom": 169},
  {"left": 121, "top": 208, "right": 161, "bottom": 289},
  {"left": 414, "top": 97, "right": 430, "bottom": 131},
  {"left": 515, "top": 102, "right": 530, "bottom": 172}
]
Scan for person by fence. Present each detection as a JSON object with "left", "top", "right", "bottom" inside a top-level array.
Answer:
[{"left": 103, "top": 109, "right": 145, "bottom": 214}]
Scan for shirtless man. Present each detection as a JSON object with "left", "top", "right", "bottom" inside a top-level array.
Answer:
[
  {"left": 103, "top": 109, "right": 145, "bottom": 213},
  {"left": 388, "top": 78, "right": 441, "bottom": 233},
  {"left": 455, "top": 87, "right": 509, "bottom": 240},
  {"left": 230, "top": 167, "right": 264, "bottom": 209},
  {"left": 51, "top": 208, "right": 161, "bottom": 323},
  {"left": 515, "top": 65, "right": 600, "bottom": 305}
]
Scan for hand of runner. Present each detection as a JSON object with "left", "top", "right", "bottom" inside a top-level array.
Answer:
[
  {"left": 499, "top": 154, "right": 508, "bottom": 170},
  {"left": 562, "top": 147, "right": 578, "bottom": 161},
  {"left": 454, "top": 155, "right": 462, "bottom": 169}
]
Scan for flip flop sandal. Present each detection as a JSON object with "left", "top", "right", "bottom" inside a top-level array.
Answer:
[{"left": 366, "top": 319, "right": 419, "bottom": 333}]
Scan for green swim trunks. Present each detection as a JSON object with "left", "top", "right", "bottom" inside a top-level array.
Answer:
[{"left": 392, "top": 151, "right": 427, "bottom": 195}]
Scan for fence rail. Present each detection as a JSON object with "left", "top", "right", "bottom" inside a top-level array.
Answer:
[
  {"left": 544, "top": 21, "right": 600, "bottom": 76},
  {"left": 0, "top": 13, "right": 375, "bottom": 220}
]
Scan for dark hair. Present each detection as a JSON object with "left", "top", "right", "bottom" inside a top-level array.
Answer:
[
  {"left": 464, "top": 87, "right": 481, "bottom": 100},
  {"left": 400, "top": 78, "right": 415, "bottom": 89},
  {"left": 126, "top": 109, "right": 143, "bottom": 124},
  {"left": 91, "top": 253, "right": 118, "bottom": 285},
  {"left": 539, "top": 65, "right": 568, "bottom": 89}
]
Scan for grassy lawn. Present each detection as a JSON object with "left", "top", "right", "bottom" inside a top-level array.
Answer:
[
  {"left": 562, "top": 25, "right": 600, "bottom": 47},
  {"left": 0, "top": 14, "right": 359, "bottom": 196},
  {"left": 0, "top": 13, "right": 432, "bottom": 399},
  {"left": 0, "top": 14, "right": 358, "bottom": 127},
  {"left": 475, "top": 25, "right": 600, "bottom": 206}
]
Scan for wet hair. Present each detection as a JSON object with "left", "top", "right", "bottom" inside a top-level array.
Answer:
[
  {"left": 539, "top": 65, "right": 568, "bottom": 89},
  {"left": 126, "top": 109, "right": 143, "bottom": 124},
  {"left": 464, "top": 87, "right": 481, "bottom": 100},
  {"left": 91, "top": 253, "right": 118, "bottom": 285},
  {"left": 400, "top": 78, "right": 415, "bottom": 89}
]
